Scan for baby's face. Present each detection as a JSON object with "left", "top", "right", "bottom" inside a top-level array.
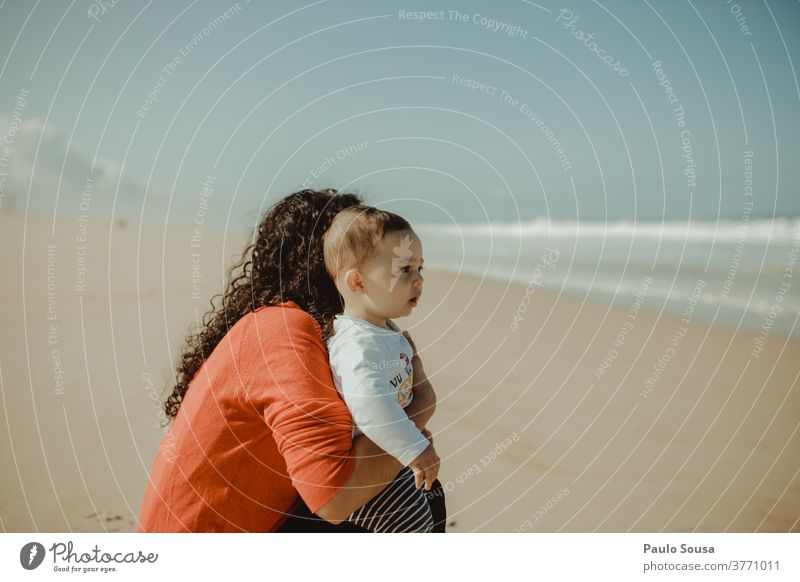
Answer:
[{"left": 360, "top": 229, "right": 424, "bottom": 319}]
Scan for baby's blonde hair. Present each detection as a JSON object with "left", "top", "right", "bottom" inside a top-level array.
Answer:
[{"left": 323, "top": 205, "right": 411, "bottom": 279}]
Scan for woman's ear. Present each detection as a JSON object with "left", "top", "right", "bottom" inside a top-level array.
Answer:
[{"left": 344, "top": 269, "right": 365, "bottom": 294}]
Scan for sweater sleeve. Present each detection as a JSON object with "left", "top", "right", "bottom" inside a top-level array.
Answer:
[{"left": 240, "top": 306, "right": 357, "bottom": 513}]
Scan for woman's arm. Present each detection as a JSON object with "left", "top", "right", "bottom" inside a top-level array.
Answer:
[
  {"left": 315, "top": 435, "right": 402, "bottom": 524},
  {"left": 331, "top": 342, "right": 430, "bottom": 467},
  {"left": 406, "top": 354, "right": 437, "bottom": 430},
  {"left": 251, "top": 307, "right": 406, "bottom": 526},
  {"left": 317, "top": 354, "right": 438, "bottom": 524},
  {"left": 401, "top": 332, "right": 437, "bottom": 430}
]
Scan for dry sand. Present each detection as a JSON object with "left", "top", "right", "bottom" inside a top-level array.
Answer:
[{"left": 1, "top": 212, "right": 798, "bottom": 532}]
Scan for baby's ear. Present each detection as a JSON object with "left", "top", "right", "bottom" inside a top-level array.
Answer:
[{"left": 344, "top": 269, "right": 365, "bottom": 293}]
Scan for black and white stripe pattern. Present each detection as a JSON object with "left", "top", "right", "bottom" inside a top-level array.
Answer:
[{"left": 346, "top": 467, "right": 434, "bottom": 533}]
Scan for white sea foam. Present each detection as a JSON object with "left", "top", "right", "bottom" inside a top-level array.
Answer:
[
  {"left": 417, "top": 218, "right": 800, "bottom": 242},
  {"left": 415, "top": 218, "right": 800, "bottom": 336}
]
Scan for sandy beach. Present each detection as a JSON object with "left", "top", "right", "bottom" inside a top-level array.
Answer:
[{"left": 1, "top": 211, "right": 798, "bottom": 532}]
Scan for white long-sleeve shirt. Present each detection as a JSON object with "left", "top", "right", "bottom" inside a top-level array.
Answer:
[{"left": 327, "top": 314, "right": 429, "bottom": 466}]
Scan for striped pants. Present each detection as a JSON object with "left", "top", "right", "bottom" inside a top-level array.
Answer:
[{"left": 345, "top": 467, "right": 434, "bottom": 533}]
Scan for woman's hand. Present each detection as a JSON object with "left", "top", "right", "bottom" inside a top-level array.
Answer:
[
  {"left": 402, "top": 330, "right": 418, "bottom": 357},
  {"left": 405, "top": 330, "right": 436, "bottom": 431},
  {"left": 421, "top": 427, "right": 433, "bottom": 445}
]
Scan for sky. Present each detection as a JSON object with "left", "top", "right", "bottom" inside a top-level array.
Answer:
[{"left": 1, "top": 0, "right": 798, "bottom": 229}]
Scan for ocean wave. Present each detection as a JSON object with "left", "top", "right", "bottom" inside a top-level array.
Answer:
[{"left": 416, "top": 217, "right": 800, "bottom": 243}]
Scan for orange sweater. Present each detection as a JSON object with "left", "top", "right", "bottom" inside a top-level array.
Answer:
[{"left": 138, "top": 301, "right": 356, "bottom": 532}]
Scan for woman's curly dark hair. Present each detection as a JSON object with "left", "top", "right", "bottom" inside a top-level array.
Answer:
[{"left": 164, "top": 188, "right": 363, "bottom": 420}]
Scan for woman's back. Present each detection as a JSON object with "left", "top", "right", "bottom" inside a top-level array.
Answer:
[{"left": 138, "top": 301, "right": 356, "bottom": 532}]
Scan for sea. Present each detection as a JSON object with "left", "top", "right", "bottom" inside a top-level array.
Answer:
[{"left": 415, "top": 218, "right": 800, "bottom": 338}]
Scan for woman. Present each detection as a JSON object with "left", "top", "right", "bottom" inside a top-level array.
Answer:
[{"left": 138, "top": 188, "right": 445, "bottom": 532}]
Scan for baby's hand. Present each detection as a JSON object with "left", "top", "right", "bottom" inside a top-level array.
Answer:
[{"left": 408, "top": 443, "right": 440, "bottom": 490}]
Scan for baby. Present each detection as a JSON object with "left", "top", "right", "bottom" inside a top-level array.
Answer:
[{"left": 323, "top": 205, "right": 440, "bottom": 533}]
